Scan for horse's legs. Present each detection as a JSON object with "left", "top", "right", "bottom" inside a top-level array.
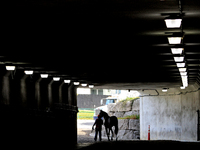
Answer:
[
  {"left": 105, "top": 127, "right": 110, "bottom": 141},
  {"left": 110, "top": 128, "right": 114, "bottom": 141}
]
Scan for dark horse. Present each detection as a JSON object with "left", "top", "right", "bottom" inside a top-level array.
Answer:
[{"left": 99, "top": 110, "right": 118, "bottom": 141}]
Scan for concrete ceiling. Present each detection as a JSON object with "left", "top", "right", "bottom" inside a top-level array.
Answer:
[{"left": 1, "top": 0, "right": 200, "bottom": 90}]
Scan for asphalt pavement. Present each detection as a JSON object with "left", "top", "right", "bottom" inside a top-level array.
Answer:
[{"left": 77, "top": 120, "right": 95, "bottom": 144}]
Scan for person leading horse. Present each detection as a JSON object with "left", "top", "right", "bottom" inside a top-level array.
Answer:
[{"left": 99, "top": 110, "right": 118, "bottom": 141}]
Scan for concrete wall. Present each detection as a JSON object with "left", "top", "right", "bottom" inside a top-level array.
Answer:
[
  {"left": 140, "top": 87, "right": 200, "bottom": 141},
  {"left": 77, "top": 94, "right": 110, "bottom": 108}
]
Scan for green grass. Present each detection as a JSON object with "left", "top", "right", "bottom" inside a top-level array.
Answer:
[
  {"left": 77, "top": 109, "right": 94, "bottom": 120},
  {"left": 118, "top": 114, "right": 140, "bottom": 120}
]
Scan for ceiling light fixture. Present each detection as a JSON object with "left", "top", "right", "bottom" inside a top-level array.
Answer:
[
  {"left": 179, "top": 68, "right": 186, "bottom": 72},
  {"left": 64, "top": 80, "right": 71, "bottom": 83},
  {"left": 89, "top": 85, "right": 94, "bottom": 88},
  {"left": 168, "top": 37, "right": 182, "bottom": 44},
  {"left": 74, "top": 82, "right": 80, "bottom": 85},
  {"left": 6, "top": 66, "right": 16, "bottom": 71},
  {"left": 81, "top": 83, "right": 87, "bottom": 87},
  {"left": 53, "top": 77, "right": 60, "bottom": 81},
  {"left": 162, "top": 88, "right": 168, "bottom": 92},
  {"left": 164, "top": 18, "right": 182, "bottom": 28},
  {"left": 180, "top": 72, "right": 187, "bottom": 76},
  {"left": 176, "top": 62, "right": 185, "bottom": 68},
  {"left": 174, "top": 56, "right": 184, "bottom": 62},
  {"left": 24, "top": 70, "right": 33, "bottom": 75},
  {"left": 181, "top": 75, "right": 188, "bottom": 87},
  {"left": 171, "top": 48, "right": 184, "bottom": 54},
  {"left": 182, "top": 81, "right": 188, "bottom": 87},
  {"left": 180, "top": 86, "right": 185, "bottom": 89},
  {"left": 41, "top": 74, "right": 48, "bottom": 78}
]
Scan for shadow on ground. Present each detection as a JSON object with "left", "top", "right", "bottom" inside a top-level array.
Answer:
[{"left": 76, "top": 140, "right": 199, "bottom": 150}]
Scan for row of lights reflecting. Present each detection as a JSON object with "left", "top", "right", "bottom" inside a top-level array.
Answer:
[
  {"left": 5, "top": 66, "right": 94, "bottom": 88},
  {"left": 164, "top": 12, "right": 188, "bottom": 90}
]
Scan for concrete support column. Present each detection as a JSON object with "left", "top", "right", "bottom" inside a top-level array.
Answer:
[
  {"left": 20, "top": 75, "right": 28, "bottom": 107},
  {"left": 68, "top": 83, "right": 78, "bottom": 106},
  {"left": 1, "top": 72, "right": 11, "bottom": 105},
  {"left": 48, "top": 80, "right": 54, "bottom": 108},
  {"left": 52, "top": 81, "right": 61, "bottom": 104},
  {"left": 39, "top": 79, "right": 50, "bottom": 110},
  {"left": 20, "top": 75, "right": 36, "bottom": 108},
  {"left": 59, "top": 82, "right": 69, "bottom": 104},
  {"left": 35, "top": 78, "right": 42, "bottom": 109},
  {"left": 59, "top": 82, "right": 64, "bottom": 103}
]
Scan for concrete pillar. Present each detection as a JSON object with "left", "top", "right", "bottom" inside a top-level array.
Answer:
[
  {"left": 59, "top": 82, "right": 65, "bottom": 103},
  {"left": 52, "top": 81, "right": 61, "bottom": 104},
  {"left": 59, "top": 82, "right": 69, "bottom": 104},
  {"left": 1, "top": 72, "right": 11, "bottom": 105},
  {"left": 68, "top": 83, "right": 78, "bottom": 105},
  {"left": 39, "top": 78, "right": 50, "bottom": 110},
  {"left": 20, "top": 75, "right": 28, "bottom": 107},
  {"left": 48, "top": 80, "right": 54, "bottom": 108},
  {"left": 35, "top": 78, "right": 42, "bottom": 109}
]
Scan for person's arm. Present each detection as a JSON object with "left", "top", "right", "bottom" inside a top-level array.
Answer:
[{"left": 92, "top": 120, "right": 96, "bottom": 130}]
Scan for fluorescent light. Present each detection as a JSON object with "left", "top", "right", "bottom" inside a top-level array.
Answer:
[
  {"left": 89, "top": 85, "right": 94, "bottom": 88},
  {"left": 181, "top": 75, "right": 188, "bottom": 80},
  {"left": 164, "top": 19, "right": 182, "bottom": 28},
  {"left": 162, "top": 88, "right": 168, "bottom": 92},
  {"left": 180, "top": 86, "right": 185, "bottom": 89},
  {"left": 179, "top": 68, "right": 186, "bottom": 72},
  {"left": 181, "top": 75, "right": 188, "bottom": 87},
  {"left": 177, "top": 63, "right": 185, "bottom": 68},
  {"left": 24, "top": 70, "right": 33, "bottom": 75},
  {"left": 41, "top": 74, "right": 48, "bottom": 78},
  {"left": 174, "top": 57, "right": 184, "bottom": 62},
  {"left": 180, "top": 72, "right": 187, "bottom": 76},
  {"left": 182, "top": 81, "right": 188, "bottom": 87},
  {"left": 171, "top": 48, "right": 183, "bottom": 54},
  {"left": 53, "top": 77, "right": 60, "bottom": 81},
  {"left": 168, "top": 37, "right": 182, "bottom": 44},
  {"left": 6, "top": 66, "right": 15, "bottom": 71},
  {"left": 74, "top": 82, "right": 80, "bottom": 85},
  {"left": 64, "top": 80, "right": 71, "bottom": 83},
  {"left": 81, "top": 83, "right": 87, "bottom": 87}
]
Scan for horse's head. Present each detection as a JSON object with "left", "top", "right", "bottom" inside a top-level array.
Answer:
[{"left": 99, "top": 110, "right": 108, "bottom": 118}]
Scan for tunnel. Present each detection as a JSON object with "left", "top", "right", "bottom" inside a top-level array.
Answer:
[{"left": 1, "top": 0, "right": 200, "bottom": 149}]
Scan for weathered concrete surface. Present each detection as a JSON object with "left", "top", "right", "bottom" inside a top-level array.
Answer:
[
  {"left": 117, "top": 119, "right": 140, "bottom": 140},
  {"left": 140, "top": 86, "right": 200, "bottom": 141},
  {"left": 77, "top": 141, "right": 200, "bottom": 150},
  {"left": 106, "top": 99, "right": 140, "bottom": 140}
]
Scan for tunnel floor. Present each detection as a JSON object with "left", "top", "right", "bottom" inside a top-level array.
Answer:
[{"left": 75, "top": 140, "right": 199, "bottom": 150}]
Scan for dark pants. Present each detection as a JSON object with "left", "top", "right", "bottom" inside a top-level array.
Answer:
[{"left": 94, "top": 128, "right": 102, "bottom": 141}]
